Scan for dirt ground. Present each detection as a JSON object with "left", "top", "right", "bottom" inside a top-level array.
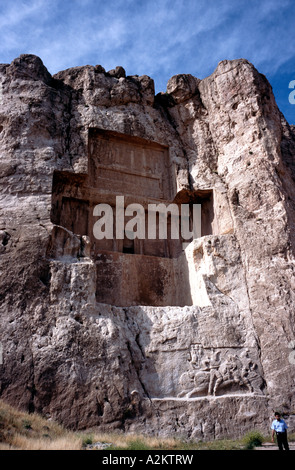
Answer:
[{"left": 255, "top": 442, "right": 295, "bottom": 450}]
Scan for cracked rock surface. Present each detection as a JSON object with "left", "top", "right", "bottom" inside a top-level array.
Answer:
[{"left": 0, "top": 54, "right": 295, "bottom": 439}]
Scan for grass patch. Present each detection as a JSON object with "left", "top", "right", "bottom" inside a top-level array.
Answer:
[
  {"left": 111, "top": 438, "right": 153, "bottom": 451},
  {"left": 0, "top": 399, "right": 81, "bottom": 450},
  {"left": 0, "top": 399, "right": 278, "bottom": 451},
  {"left": 81, "top": 434, "right": 94, "bottom": 448},
  {"left": 242, "top": 431, "right": 264, "bottom": 450}
]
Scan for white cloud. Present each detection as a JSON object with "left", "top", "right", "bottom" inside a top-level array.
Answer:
[
  {"left": 0, "top": 0, "right": 51, "bottom": 29},
  {"left": 0, "top": 0, "right": 293, "bottom": 94}
]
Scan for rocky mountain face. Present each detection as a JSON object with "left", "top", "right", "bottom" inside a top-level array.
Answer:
[{"left": 0, "top": 54, "right": 295, "bottom": 440}]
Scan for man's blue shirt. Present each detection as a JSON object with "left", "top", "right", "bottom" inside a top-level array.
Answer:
[{"left": 271, "top": 419, "right": 288, "bottom": 433}]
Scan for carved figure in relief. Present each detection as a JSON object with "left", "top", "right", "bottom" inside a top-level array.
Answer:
[
  {"left": 240, "top": 350, "right": 264, "bottom": 394},
  {"left": 208, "top": 353, "right": 253, "bottom": 395},
  {"left": 208, "top": 351, "right": 224, "bottom": 395},
  {"left": 178, "top": 347, "right": 264, "bottom": 398},
  {"left": 178, "top": 345, "right": 210, "bottom": 397},
  {"left": 190, "top": 345, "right": 203, "bottom": 369}
]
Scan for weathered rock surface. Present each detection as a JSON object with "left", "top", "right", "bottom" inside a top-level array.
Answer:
[{"left": 0, "top": 54, "right": 295, "bottom": 439}]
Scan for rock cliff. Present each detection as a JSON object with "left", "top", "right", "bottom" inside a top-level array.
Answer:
[{"left": 0, "top": 54, "right": 295, "bottom": 439}]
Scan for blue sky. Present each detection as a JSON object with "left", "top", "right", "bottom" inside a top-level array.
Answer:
[{"left": 0, "top": 0, "right": 294, "bottom": 124}]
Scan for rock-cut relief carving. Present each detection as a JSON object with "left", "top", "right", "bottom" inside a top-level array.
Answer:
[{"left": 178, "top": 346, "right": 264, "bottom": 398}]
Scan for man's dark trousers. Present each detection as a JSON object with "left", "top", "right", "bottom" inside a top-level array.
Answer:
[{"left": 276, "top": 432, "right": 289, "bottom": 450}]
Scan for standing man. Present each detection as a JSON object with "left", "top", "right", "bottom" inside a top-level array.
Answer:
[{"left": 271, "top": 412, "right": 289, "bottom": 450}]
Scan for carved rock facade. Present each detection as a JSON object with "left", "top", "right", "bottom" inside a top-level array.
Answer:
[{"left": 0, "top": 55, "right": 295, "bottom": 439}]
